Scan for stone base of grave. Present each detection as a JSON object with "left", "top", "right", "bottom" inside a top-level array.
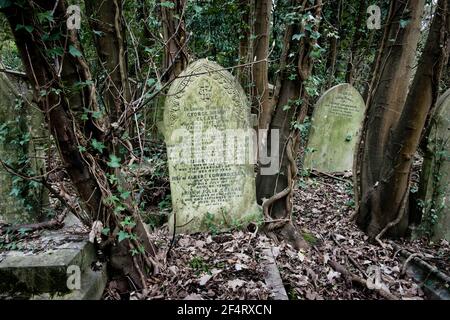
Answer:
[
  {"left": 169, "top": 203, "right": 263, "bottom": 234},
  {"left": 0, "top": 214, "right": 107, "bottom": 300}
]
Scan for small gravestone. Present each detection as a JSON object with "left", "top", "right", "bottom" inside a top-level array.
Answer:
[
  {"left": 162, "top": 59, "right": 261, "bottom": 233},
  {"left": 303, "top": 84, "right": 366, "bottom": 173},
  {"left": 418, "top": 89, "right": 450, "bottom": 242},
  {"left": 0, "top": 72, "right": 47, "bottom": 224}
]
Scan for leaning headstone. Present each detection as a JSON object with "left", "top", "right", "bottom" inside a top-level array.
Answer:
[
  {"left": 303, "top": 84, "right": 366, "bottom": 173},
  {"left": 162, "top": 59, "right": 261, "bottom": 233},
  {"left": 417, "top": 89, "right": 450, "bottom": 242},
  {"left": 0, "top": 72, "right": 47, "bottom": 224}
]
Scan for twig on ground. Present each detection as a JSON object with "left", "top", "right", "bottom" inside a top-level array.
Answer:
[{"left": 328, "top": 260, "right": 399, "bottom": 300}]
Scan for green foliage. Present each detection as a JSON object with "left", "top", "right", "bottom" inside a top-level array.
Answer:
[
  {"left": 0, "top": 98, "right": 42, "bottom": 213},
  {"left": 417, "top": 138, "right": 448, "bottom": 238},
  {"left": 203, "top": 212, "right": 220, "bottom": 235},
  {"left": 189, "top": 255, "right": 210, "bottom": 275},
  {"left": 186, "top": 0, "right": 242, "bottom": 67},
  {"left": 107, "top": 154, "right": 122, "bottom": 168},
  {"left": 68, "top": 45, "right": 82, "bottom": 58},
  {"left": 302, "top": 232, "right": 318, "bottom": 245}
]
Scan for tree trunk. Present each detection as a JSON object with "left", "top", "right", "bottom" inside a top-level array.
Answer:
[
  {"left": 357, "top": 0, "right": 450, "bottom": 239},
  {"left": 237, "top": 0, "right": 251, "bottom": 92},
  {"left": 345, "top": 0, "right": 367, "bottom": 85},
  {"left": 160, "top": 0, "right": 188, "bottom": 82},
  {"left": 252, "top": 0, "right": 272, "bottom": 130},
  {"left": 325, "top": 0, "right": 341, "bottom": 86},
  {"left": 1, "top": 0, "right": 156, "bottom": 291},
  {"left": 256, "top": 0, "right": 322, "bottom": 249},
  {"left": 356, "top": 0, "right": 425, "bottom": 234},
  {"left": 85, "top": 0, "right": 131, "bottom": 126}
]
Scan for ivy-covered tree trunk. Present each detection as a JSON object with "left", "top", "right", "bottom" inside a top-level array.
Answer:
[
  {"left": 356, "top": 0, "right": 450, "bottom": 239},
  {"left": 160, "top": 0, "right": 188, "bottom": 82},
  {"left": 252, "top": 0, "right": 272, "bottom": 130},
  {"left": 85, "top": 0, "right": 131, "bottom": 126},
  {"left": 237, "top": 0, "right": 251, "bottom": 91},
  {"left": 256, "top": 0, "right": 322, "bottom": 249},
  {"left": 1, "top": 0, "right": 156, "bottom": 291}
]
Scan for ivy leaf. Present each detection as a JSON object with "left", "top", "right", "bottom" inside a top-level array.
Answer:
[
  {"left": 15, "top": 24, "right": 34, "bottom": 33},
  {"left": 117, "top": 231, "right": 129, "bottom": 243},
  {"left": 37, "top": 11, "right": 54, "bottom": 23},
  {"left": 101, "top": 227, "right": 110, "bottom": 236},
  {"left": 107, "top": 154, "right": 121, "bottom": 168},
  {"left": 120, "top": 191, "right": 131, "bottom": 200},
  {"left": 160, "top": 1, "right": 175, "bottom": 8},
  {"left": 69, "top": 45, "right": 83, "bottom": 58},
  {"left": 92, "top": 111, "right": 103, "bottom": 119},
  {"left": 292, "top": 33, "right": 305, "bottom": 41},
  {"left": 91, "top": 139, "right": 106, "bottom": 153},
  {"left": 146, "top": 78, "right": 156, "bottom": 87},
  {"left": 400, "top": 19, "right": 411, "bottom": 28},
  {"left": 47, "top": 47, "right": 64, "bottom": 58},
  {"left": 10, "top": 187, "right": 21, "bottom": 197}
]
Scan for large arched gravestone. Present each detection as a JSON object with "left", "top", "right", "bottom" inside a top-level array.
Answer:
[
  {"left": 418, "top": 89, "right": 450, "bottom": 241},
  {"left": 303, "top": 84, "right": 366, "bottom": 173},
  {"left": 162, "top": 59, "right": 261, "bottom": 233}
]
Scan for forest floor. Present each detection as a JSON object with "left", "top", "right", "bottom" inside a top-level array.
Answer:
[{"left": 103, "top": 173, "right": 450, "bottom": 300}]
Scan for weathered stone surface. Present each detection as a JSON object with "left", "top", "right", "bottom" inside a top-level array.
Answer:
[
  {"left": 0, "top": 235, "right": 95, "bottom": 294},
  {"left": 162, "top": 59, "right": 261, "bottom": 233},
  {"left": 0, "top": 214, "right": 106, "bottom": 299},
  {"left": 303, "top": 84, "right": 366, "bottom": 173},
  {"left": 418, "top": 89, "right": 450, "bottom": 242},
  {"left": 0, "top": 72, "right": 47, "bottom": 224},
  {"left": 32, "top": 267, "right": 107, "bottom": 300}
]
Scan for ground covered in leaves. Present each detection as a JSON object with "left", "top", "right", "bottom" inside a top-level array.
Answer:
[{"left": 103, "top": 173, "right": 449, "bottom": 300}]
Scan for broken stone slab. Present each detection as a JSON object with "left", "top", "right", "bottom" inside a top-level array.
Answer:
[
  {"left": 31, "top": 265, "right": 107, "bottom": 300},
  {"left": 0, "top": 235, "right": 96, "bottom": 294},
  {"left": 262, "top": 247, "right": 288, "bottom": 300},
  {"left": 393, "top": 244, "right": 450, "bottom": 300}
]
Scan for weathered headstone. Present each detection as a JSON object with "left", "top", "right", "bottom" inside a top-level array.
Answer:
[
  {"left": 303, "top": 83, "right": 366, "bottom": 173},
  {"left": 417, "top": 89, "right": 450, "bottom": 242},
  {"left": 0, "top": 72, "right": 47, "bottom": 224},
  {"left": 162, "top": 59, "right": 261, "bottom": 233}
]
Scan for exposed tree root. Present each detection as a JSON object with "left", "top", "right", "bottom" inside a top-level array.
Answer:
[
  {"left": 328, "top": 260, "right": 399, "bottom": 300},
  {"left": 262, "top": 187, "right": 291, "bottom": 221},
  {"left": 374, "top": 184, "right": 409, "bottom": 247}
]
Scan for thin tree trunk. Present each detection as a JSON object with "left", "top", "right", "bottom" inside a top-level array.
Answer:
[
  {"left": 252, "top": 0, "right": 272, "bottom": 130},
  {"left": 345, "top": 0, "right": 367, "bottom": 85},
  {"left": 237, "top": 0, "right": 251, "bottom": 91},
  {"left": 160, "top": 0, "right": 188, "bottom": 82},
  {"left": 85, "top": 0, "right": 131, "bottom": 126},
  {"left": 326, "top": 0, "right": 341, "bottom": 86}
]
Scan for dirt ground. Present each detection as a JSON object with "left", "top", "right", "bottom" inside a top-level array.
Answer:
[{"left": 103, "top": 173, "right": 449, "bottom": 300}]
